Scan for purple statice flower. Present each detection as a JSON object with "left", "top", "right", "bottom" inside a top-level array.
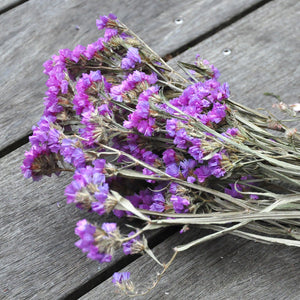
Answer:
[
  {"left": 195, "top": 56, "right": 220, "bottom": 79},
  {"left": 222, "top": 127, "right": 239, "bottom": 137},
  {"left": 112, "top": 272, "right": 131, "bottom": 285},
  {"left": 141, "top": 150, "right": 159, "bottom": 166},
  {"left": 84, "top": 43, "right": 97, "bottom": 60},
  {"left": 224, "top": 176, "right": 259, "bottom": 200},
  {"left": 127, "top": 188, "right": 154, "bottom": 211},
  {"left": 64, "top": 160, "right": 108, "bottom": 214},
  {"left": 207, "top": 102, "right": 227, "bottom": 124},
  {"left": 84, "top": 37, "right": 105, "bottom": 59},
  {"left": 170, "top": 195, "right": 190, "bottom": 213},
  {"left": 142, "top": 168, "right": 157, "bottom": 183},
  {"left": 120, "top": 57, "right": 134, "bottom": 70},
  {"left": 121, "top": 47, "right": 141, "bottom": 69},
  {"left": 104, "top": 28, "right": 118, "bottom": 41},
  {"left": 78, "top": 108, "right": 110, "bottom": 147},
  {"left": 180, "top": 159, "right": 197, "bottom": 178},
  {"left": 60, "top": 138, "right": 77, "bottom": 163},
  {"left": 188, "top": 138, "right": 203, "bottom": 162},
  {"left": 96, "top": 14, "right": 117, "bottom": 30},
  {"left": 71, "top": 148, "right": 86, "bottom": 168},
  {"left": 162, "top": 149, "right": 177, "bottom": 165},
  {"left": 165, "top": 119, "right": 179, "bottom": 137},
  {"left": 73, "top": 75, "right": 93, "bottom": 115},
  {"left": 42, "top": 53, "right": 71, "bottom": 119},
  {"left": 149, "top": 192, "right": 165, "bottom": 212},
  {"left": 208, "top": 153, "right": 226, "bottom": 178},
  {"left": 136, "top": 117, "right": 156, "bottom": 137},
  {"left": 127, "top": 47, "right": 141, "bottom": 63},
  {"left": 169, "top": 182, "right": 178, "bottom": 195},
  {"left": 75, "top": 219, "right": 115, "bottom": 263},
  {"left": 119, "top": 133, "right": 140, "bottom": 158},
  {"left": 224, "top": 183, "right": 244, "bottom": 199},
  {"left": 194, "top": 165, "right": 211, "bottom": 183},
  {"left": 78, "top": 124, "right": 96, "bottom": 147},
  {"left": 110, "top": 84, "right": 124, "bottom": 102},
  {"left": 101, "top": 222, "right": 117, "bottom": 233},
  {"left": 71, "top": 44, "right": 86, "bottom": 63},
  {"left": 111, "top": 72, "right": 157, "bottom": 102},
  {"left": 21, "top": 144, "right": 59, "bottom": 181},
  {"left": 60, "top": 138, "right": 86, "bottom": 168},
  {"left": 73, "top": 70, "right": 111, "bottom": 115},
  {"left": 250, "top": 194, "right": 259, "bottom": 200},
  {"left": 123, "top": 87, "right": 155, "bottom": 129},
  {"left": 98, "top": 103, "right": 112, "bottom": 116},
  {"left": 122, "top": 231, "right": 143, "bottom": 255},
  {"left": 187, "top": 176, "right": 196, "bottom": 183},
  {"left": 29, "top": 116, "right": 61, "bottom": 153},
  {"left": 163, "top": 78, "right": 230, "bottom": 129},
  {"left": 166, "top": 162, "right": 180, "bottom": 178},
  {"left": 173, "top": 128, "right": 189, "bottom": 149},
  {"left": 113, "top": 209, "right": 126, "bottom": 218}
]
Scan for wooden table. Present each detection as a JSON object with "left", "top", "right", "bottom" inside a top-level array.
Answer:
[{"left": 1, "top": 0, "right": 299, "bottom": 299}]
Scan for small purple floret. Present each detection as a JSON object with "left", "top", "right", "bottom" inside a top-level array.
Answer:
[{"left": 112, "top": 272, "right": 131, "bottom": 284}]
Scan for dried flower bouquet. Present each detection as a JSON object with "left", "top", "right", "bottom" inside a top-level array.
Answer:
[{"left": 22, "top": 14, "right": 300, "bottom": 295}]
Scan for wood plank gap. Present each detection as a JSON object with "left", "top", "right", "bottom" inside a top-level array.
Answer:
[
  {"left": 0, "top": 133, "right": 30, "bottom": 159},
  {"left": 163, "top": 0, "right": 274, "bottom": 61},
  {"left": 0, "top": 0, "right": 29, "bottom": 14},
  {"left": 62, "top": 227, "right": 178, "bottom": 300}
]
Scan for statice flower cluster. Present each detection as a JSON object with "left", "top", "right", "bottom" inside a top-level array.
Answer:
[
  {"left": 21, "top": 12, "right": 252, "bottom": 258},
  {"left": 22, "top": 14, "right": 300, "bottom": 296}
]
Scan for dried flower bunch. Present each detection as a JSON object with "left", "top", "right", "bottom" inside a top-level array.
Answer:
[{"left": 22, "top": 14, "right": 300, "bottom": 295}]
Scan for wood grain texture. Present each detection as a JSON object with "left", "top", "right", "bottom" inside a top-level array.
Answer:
[
  {"left": 0, "top": 0, "right": 261, "bottom": 151},
  {"left": 82, "top": 229, "right": 300, "bottom": 300},
  {"left": 81, "top": 0, "right": 300, "bottom": 298}
]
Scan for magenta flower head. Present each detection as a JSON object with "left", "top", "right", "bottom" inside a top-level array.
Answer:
[
  {"left": 122, "top": 231, "right": 144, "bottom": 255},
  {"left": 21, "top": 145, "right": 60, "bottom": 181},
  {"left": 96, "top": 14, "right": 117, "bottom": 30},
  {"left": 64, "top": 159, "right": 109, "bottom": 213},
  {"left": 74, "top": 219, "right": 111, "bottom": 263},
  {"left": 121, "top": 47, "right": 141, "bottom": 69},
  {"left": 112, "top": 271, "right": 135, "bottom": 294},
  {"left": 112, "top": 271, "right": 131, "bottom": 284},
  {"left": 170, "top": 195, "right": 190, "bottom": 213},
  {"left": 75, "top": 219, "right": 121, "bottom": 264}
]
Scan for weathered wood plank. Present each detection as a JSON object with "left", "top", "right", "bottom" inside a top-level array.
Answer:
[
  {"left": 81, "top": 231, "right": 300, "bottom": 300},
  {"left": 0, "top": 0, "right": 262, "bottom": 151},
  {"left": 81, "top": 0, "right": 300, "bottom": 298}
]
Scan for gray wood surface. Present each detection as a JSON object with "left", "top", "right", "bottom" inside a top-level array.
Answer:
[
  {"left": 0, "top": 0, "right": 261, "bottom": 151},
  {"left": 81, "top": 0, "right": 300, "bottom": 298}
]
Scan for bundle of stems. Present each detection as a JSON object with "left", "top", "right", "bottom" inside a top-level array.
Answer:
[{"left": 22, "top": 14, "right": 300, "bottom": 295}]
